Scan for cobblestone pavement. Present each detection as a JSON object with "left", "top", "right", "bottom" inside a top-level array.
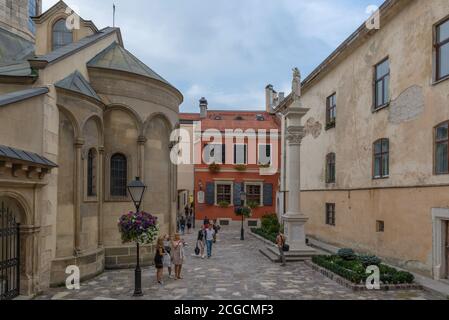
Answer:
[{"left": 35, "top": 227, "right": 442, "bottom": 300}]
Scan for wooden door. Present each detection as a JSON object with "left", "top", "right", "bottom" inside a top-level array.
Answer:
[{"left": 446, "top": 221, "right": 449, "bottom": 279}]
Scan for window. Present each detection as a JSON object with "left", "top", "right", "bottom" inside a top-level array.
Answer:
[
  {"left": 235, "top": 116, "right": 244, "bottom": 121},
  {"left": 110, "top": 153, "right": 127, "bottom": 197},
  {"left": 214, "top": 116, "right": 222, "bottom": 120},
  {"left": 435, "top": 121, "right": 449, "bottom": 174},
  {"left": 436, "top": 18, "right": 449, "bottom": 81},
  {"left": 204, "top": 144, "right": 225, "bottom": 164},
  {"left": 325, "top": 203, "right": 336, "bottom": 226},
  {"left": 373, "top": 139, "right": 389, "bottom": 179},
  {"left": 258, "top": 144, "right": 272, "bottom": 165},
  {"left": 326, "top": 93, "right": 336, "bottom": 128},
  {"left": 216, "top": 183, "right": 232, "bottom": 204},
  {"left": 28, "top": 0, "right": 37, "bottom": 34},
  {"left": 234, "top": 144, "right": 247, "bottom": 164},
  {"left": 374, "top": 58, "right": 390, "bottom": 110},
  {"left": 246, "top": 184, "right": 262, "bottom": 206},
  {"left": 87, "top": 149, "right": 97, "bottom": 197},
  {"left": 326, "top": 153, "right": 336, "bottom": 183},
  {"left": 376, "top": 220, "right": 385, "bottom": 233},
  {"left": 256, "top": 114, "right": 265, "bottom": 121},
  {"left": 52, "top": 19, "right": 73, "bottom": 50}
]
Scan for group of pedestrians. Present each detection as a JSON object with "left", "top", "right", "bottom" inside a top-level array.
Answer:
[
  {"left": 153, "top": 216, "right": 221, "bottom": 285},
  {"left": 154, "top": 234, "right": 186, "bottom": 285},
  {"left": 179, "top": 206, "right": 193, "bottom": 235},
  {"left": 195, "top": 216, "right": 220, "bottom": 259}
]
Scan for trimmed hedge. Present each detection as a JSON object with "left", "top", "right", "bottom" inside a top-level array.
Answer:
[
  {"left": 251, "top": 228, "right": 277, "bottom": 244},
  {"left": 312, "top": 255, "right": 415, "bottom": 285}
]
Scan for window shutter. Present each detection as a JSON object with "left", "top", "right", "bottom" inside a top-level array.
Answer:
[
  {"left": 233, "top": 182, "right": 242, "bottom": 206},
  {"left": 206, "top": 182, "right": 215, "bottom": 205},
  {"left": 263, "top": 183, "right": 273, "bottom": 206}
]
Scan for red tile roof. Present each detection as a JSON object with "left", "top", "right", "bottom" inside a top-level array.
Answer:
[{"left": 180, "top": 110, "right": 280, "bottom": 131}]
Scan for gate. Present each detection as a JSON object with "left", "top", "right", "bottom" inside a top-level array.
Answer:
[{"left": 0, "top": 202, "right": 20, "bottom": 300}]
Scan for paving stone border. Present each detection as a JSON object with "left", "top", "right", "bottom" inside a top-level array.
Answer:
[{"left": 304, "top": 260, "right": 423, "bottom": 292}]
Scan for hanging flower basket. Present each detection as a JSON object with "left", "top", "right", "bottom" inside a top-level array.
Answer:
[
  {"left": 208, "top": 163, "right": 221, "bottom": 174},
  {"left": 118, "top": 211, "right": 159, "bottom": 244},
  {"left": 234, "top": 206, "right": 252, "bottom": 218}
]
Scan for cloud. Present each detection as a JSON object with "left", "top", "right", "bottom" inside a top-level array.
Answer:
[{"left": 43, "top": 0, "right": 384, "bottom": 112}]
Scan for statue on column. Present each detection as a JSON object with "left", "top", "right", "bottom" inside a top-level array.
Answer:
[{"left": 292, "top": 67, "right": 301, "bottom": 99}]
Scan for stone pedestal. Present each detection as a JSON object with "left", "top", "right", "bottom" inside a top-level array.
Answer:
[{"left": 283, "top": 213, "right": 316, "bottom": 256}]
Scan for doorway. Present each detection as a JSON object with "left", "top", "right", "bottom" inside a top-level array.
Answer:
[
  {"left": 0, "top": 202, "right": 20, "bottom": 300},
  {"left": 446, "top": 221, "right": 449, "bottom": 280}
]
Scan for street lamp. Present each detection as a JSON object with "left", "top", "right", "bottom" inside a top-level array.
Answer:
[
  {"left": 240, "top": 191, "right": 246, "bottom": 241},
  {"left": 127, "top": 177, "right": 147, "bottom": 297}
]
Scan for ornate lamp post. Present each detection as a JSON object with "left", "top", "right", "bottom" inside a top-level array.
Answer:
[
  {"left": 127, "top": 177, "right": 147, "bottom": 297},
  {"left": 240, "top": 191, "right": 246, "bottom": 240}
]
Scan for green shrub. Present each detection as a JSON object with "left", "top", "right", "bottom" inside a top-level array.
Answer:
[
  {"left": 261, "top": 214, "right": 280, "bottom": 234},
  {"left": 251, "top": 228, "right": 276, "bottom": 244},
  {"left": 360, "top": 255, "right": 382, "bottom": 267},
  {"left": 337, "top": 248, "right": 357, "bottom": 261},
  {"left": 312, "top": 254, "right": 415, "bottom": 285}
]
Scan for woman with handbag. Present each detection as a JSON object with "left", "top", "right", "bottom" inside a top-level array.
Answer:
[
  {"left": 163, "top": 234, "right": 173, "bottom": 279},
  {"left": 276, "top": 231, "right": 287, "bottom": 267},
  {"left": 196, "top": 226, "right": 206, "bottom": 259},
  {"left": 154, "top": 237, "right": 166, "bottom": 285}
]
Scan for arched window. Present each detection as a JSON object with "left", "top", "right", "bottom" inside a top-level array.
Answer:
[
  {"left": 326, "top": 153, "right": 336, "bottom": 183},
  {"left": 110, "top": 153, "right": 127, "bottom": 197},
  {"left": 52, "top": 19, "right": 73, "bottom": 50},
  {"left": 435, "top": 121, "right": 448, "bottom": 174},
  {"left": 234, "top": 116, "right": 244, "bottom": 121},
  {"left": 373, "top": 139, "right": 389, "bottom": 178},
  {"left": 87, "top": 149, "right": 97, "bottom": 197}
]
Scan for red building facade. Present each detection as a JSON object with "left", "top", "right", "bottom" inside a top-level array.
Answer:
[{"left": 180, "top": 98, "right": 281, "bottom": 225}]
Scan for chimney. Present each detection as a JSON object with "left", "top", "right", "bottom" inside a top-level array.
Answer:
[
  {"left": 265, "top": 84, "right": 274, "bottom": 113},
  {"left": 278, "top": 92, "right": 285, "bottom": 102},
  {"left": 199, "top": 97, "right": 208, "bottom": 119}
]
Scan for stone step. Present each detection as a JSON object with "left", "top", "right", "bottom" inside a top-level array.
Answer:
[
  {"left": 265, "top": 245, "right": 316, "bottom": 262},
  {"left": 259, "top": 248, "right": 281, "bottom": 263}
]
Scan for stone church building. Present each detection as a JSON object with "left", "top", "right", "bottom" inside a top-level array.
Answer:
[{"left": 0, "top": 1, "right": 182, "bottom": 296}]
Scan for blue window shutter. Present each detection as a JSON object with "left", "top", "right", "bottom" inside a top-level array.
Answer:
[
  {"left": 263, "top": 183, "right": 273, "bottom": 206},
  {"left": 206, "top": 182, "right": 215, "bottom": 205},
  {"left": 233, "top": 182, "right": 242, "bottom": 206}
]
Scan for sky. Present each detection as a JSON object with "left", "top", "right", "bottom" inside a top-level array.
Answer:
[{"left": 43, "top": 0, "right": 384, "bottom": 113}]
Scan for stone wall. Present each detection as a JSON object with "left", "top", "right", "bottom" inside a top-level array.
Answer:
[{"left": 0, "top": 0, "right": 40, "bottom": 42}]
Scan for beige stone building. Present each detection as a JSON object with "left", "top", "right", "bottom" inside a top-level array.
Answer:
[
  {"left": 177, "top": 120, "right": 194, "bottom": 219},
  {"left": 0, "top": 0, "right": 182, "bottom": 297},
  {"left": 275, "top": 0, "right": 449, "bottom": 280}
]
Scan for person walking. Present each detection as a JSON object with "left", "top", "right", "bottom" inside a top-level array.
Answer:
[
  {"left": 276, "top": 231, "right": 287, "bottom": 267},
  {"left": 203, "top": 216, "right": 210, "bottom": 228},
  {"left": 197, "top": 225, "right": 206, "bottom": 259},
  {"left": 180, "top": 216, "right": 186, "bottom": 235},
  {"left": 205, "top": 224, "right": 215, "bottom": 258},
  {"left": 163, "top": 234, "right": 173, "bottom": 279},
  {"left": 187, "top": 214, "right": 192, "bottom": 234},
  {"left": 212, "top": 219, "right": 220, "bottom": 243},
  {"left": 154, "top": 237, "right": 165, "bottom": 285},
  {"left": 171, "top": 234, "right": 186, "bottom": 279}
]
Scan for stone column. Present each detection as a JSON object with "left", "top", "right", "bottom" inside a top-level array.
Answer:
[
  {"left": 282, "top": 104, "right": 315, "bottom": 255},
  {"left": 74, "top": 138, "right": 84, "bottom": 254},
  {"left": 98, "top": 146, "right": 104, "bottom": 247}
]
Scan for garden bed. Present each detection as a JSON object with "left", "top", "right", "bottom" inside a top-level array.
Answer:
[
  {"left": 307, "top": 253, "right": 422, "bottom": 291},
  {"left": 251, "top": 228, "right": 277, "bottom": 244}
]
